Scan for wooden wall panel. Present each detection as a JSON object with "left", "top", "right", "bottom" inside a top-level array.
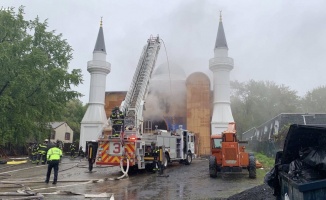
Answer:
[
  {"left": 186, "top": 72, "right": 211, "bottom": 157},
  {"left": 104, "top": 91, "right": 127, "bottom": 118}
]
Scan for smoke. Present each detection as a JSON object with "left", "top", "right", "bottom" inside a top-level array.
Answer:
[{"left": 143, "top": 62, "right": 187, "bottom": 121}]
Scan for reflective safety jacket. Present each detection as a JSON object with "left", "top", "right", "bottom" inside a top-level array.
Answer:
[
  {"left": 32, "top": 145, "right": 38, "bottom": 155},
  {"left": 153, "top": 149, "right": 160, "bottom": 159},
  {"left": 47, "top": 147, "right": 63, "bottom": 161},
  {"left": 37, "top": 144, "right": 48, "bottom": 154},
  {"left": 70, "top": 144, "right": 76, "bottom": 151}
]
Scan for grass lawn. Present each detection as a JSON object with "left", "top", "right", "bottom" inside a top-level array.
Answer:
[{"left": 255, "top": 152, "right": 275, "bottom": 179}]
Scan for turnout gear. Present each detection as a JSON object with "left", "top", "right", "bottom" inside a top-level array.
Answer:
[
  {"left": 78, "top": 146, "right": 84, "bottom": 157},
  {"left": 36, "top": 142, "right": 48, "bottom": 165},
  {"left": 86, "top": 141, "right": 98, "bottom": 172},
  {"left": 110, "top": 107, "right": 124, "bottom": 137},
  {"left": 152, "top": 147, "right": 163, "bottom": 174},
  {"left": 31, "top": 144, "right": 38, "bottom": 163},
  {"left": 88, "top": 143, "right": 95, "bottom": 172},
  {"left": 70, "top": 143, "right": 76, "bottom": 158},
  {"left": 45, "top": 146, "right": 62, "bottom": 184}
]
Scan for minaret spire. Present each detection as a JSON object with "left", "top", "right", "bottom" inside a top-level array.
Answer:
[
  {"left": 215, "top": 12, "right": 228, "bottom": 50},
  {"left": 94, "top": 17, "right": 106, "bottom": 53},
  {"left": 80, "top": 19, "right": 111, "bottom": 149},
  {"left": 219, "top": 10, "right": 222, "bottom": 22},
  {"left": 209, "top": 13, "right": 234, "bottom": 135}
]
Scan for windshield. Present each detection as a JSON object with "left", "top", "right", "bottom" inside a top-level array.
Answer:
[{"left": 213, "top": 138, "right": 222, "bottom": 148}]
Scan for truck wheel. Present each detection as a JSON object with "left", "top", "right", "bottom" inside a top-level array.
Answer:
[
  {"left": 209, "top": 156, "right": 217, "bottom": 178},
  {"left": 248, "top": 156, "right": 256, "bottom": 179},
  {"left": 185, "top": 153, "right": 192, "bottom": 165}
]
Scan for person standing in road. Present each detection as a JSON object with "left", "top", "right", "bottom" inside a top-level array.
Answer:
[
  {"left": 31, "top": 143, "right": 38, "bottom": 164},
  {"left": 87, "top": 143, "right": 95, "bottom": 172},
  {"left": 70, "top": 142, "right": 76, "bottom": 158},
  {"left": 78, "top": 146, "right": 84, "bottom": 157},
  {"left": 45, "top": 143, "right": 62, "bottom": 184},
  {"left": 36, "top": 139, "right": 49, "bottom": 165}
]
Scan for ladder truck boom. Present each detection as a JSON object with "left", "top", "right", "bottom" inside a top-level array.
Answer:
[{"left": 121, "top": 36, "right": 161, "bottom": 135}]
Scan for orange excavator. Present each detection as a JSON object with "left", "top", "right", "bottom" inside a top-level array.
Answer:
[{"left": 209, "top": 122, "right": 257, "bottom": 178}]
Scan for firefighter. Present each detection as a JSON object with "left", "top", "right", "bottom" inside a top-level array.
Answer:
[
  {"left": 145, "top": 146, "right": 152, "bottom": 156},
  {"left": 45, "top": 142, "right": 62, "bottom": 184},
  {"left": 70, "top": 142, "right": 76, "bottom": 158},
  {"left": 87, "top": 142, "right": 96, "bottom": 172},
  {"left": 36, "top": 139, "right": 49, "bottom": 165},
  {"left": 78, "top": 146, "right": 84, "bottom": 157},
  {"left": 31, "top": 143, "right": 38, "bottom": 164},
  {"left": 111, "top": 107, "right": 124, "bottom": 137},
  {"left": 152, "top": 147, "right": 160, "bottom": 172}
]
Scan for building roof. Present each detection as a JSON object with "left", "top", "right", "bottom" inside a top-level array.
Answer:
[
  {"left": 93, "top": 21, "right": 106, "bottom": 53},
  {"left": 214, "top": 18, "right": 228, "bottom": 49},
  {"left": 49, "top": 122, "right": 66, "bottom": 129},
  {"left": 242, "top": 113, "right": 326, "bottom": 139}
]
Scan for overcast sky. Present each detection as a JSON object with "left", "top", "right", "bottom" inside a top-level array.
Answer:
[{"left": 3, "top": 0, "right": 326, "bottom": 104}]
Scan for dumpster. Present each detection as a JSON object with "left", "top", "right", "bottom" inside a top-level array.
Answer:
[
  {"left": 279, "top": 170, "right": 326, "bottom": 200},
  {"left": 265, "top": 124, "right": 326, "bottom": 200}
]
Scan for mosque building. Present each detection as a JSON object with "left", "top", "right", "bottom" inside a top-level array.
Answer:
[{"left": 82, "top": 14, "right": 234, "bottom": 156}]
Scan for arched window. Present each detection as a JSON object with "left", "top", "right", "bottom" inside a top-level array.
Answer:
[{"left": 65, "top": 132, "right": 70, "bottom": 140}]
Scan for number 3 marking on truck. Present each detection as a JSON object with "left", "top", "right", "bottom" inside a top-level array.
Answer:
[{"left": 113, "top": 143, "right": 120, "bottom": 154}]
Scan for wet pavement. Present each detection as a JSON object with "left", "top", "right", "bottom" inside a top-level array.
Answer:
[{"left": 0, "top": 156, "right": 266, "bottom": 199}]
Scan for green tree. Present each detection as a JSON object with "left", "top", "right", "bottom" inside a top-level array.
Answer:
[
  {"left": 301, "top": 85, "right": 326, "bottom": 113},
  {"left": 58, "top": 99, "right": 87, "bottom": 143},
  {"left": 231, "top": 80, "right": 300, "bottom": 134},
  {"left": 0, "top": 7, "right": 83, "bottom": 145}
]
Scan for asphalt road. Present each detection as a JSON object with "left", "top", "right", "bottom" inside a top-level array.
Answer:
[{"left": 0, "top": 156, "right": 268, "bottom": 199}]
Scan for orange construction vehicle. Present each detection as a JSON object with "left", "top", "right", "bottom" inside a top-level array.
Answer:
[{"left": 209, "top": 122, "right": 256, "bottom": 178}]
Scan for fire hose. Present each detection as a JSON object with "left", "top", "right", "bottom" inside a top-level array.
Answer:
[{"left": 118, "top": 156, "right": 129, "bottom": 179}]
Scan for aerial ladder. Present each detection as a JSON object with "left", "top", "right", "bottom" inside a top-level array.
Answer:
[
  {"left": 95, "top": 35, "right": 161, "bottom": 171},
  {"left": 121, "top": 36, "right": 161, "bottom": 136}
]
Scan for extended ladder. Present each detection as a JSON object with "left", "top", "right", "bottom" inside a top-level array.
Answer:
[{"left": 122, "top": 36, "right": 161, "bottom": 131}]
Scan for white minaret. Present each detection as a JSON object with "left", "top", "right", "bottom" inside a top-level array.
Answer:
[
  {"left": 80, "top": 19, "right": 111, "bottom": 148},
  {"left": 209, "top": 12, "right": 234, "bottom": 135}
]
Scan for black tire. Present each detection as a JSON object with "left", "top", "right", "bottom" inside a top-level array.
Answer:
[
  {"left": 209, "top": 156, "right": 217, "bottom": 178},
  {"left": 185, "top": 153, "right": 192, "bottom": 165},
  {"left": 248, "top": 156, "right": 256, "bottom": 179}
]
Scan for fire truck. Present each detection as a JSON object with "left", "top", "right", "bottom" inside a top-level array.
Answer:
[{"left": 94, "top": 36, "right": 195, "bottom": 174}]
